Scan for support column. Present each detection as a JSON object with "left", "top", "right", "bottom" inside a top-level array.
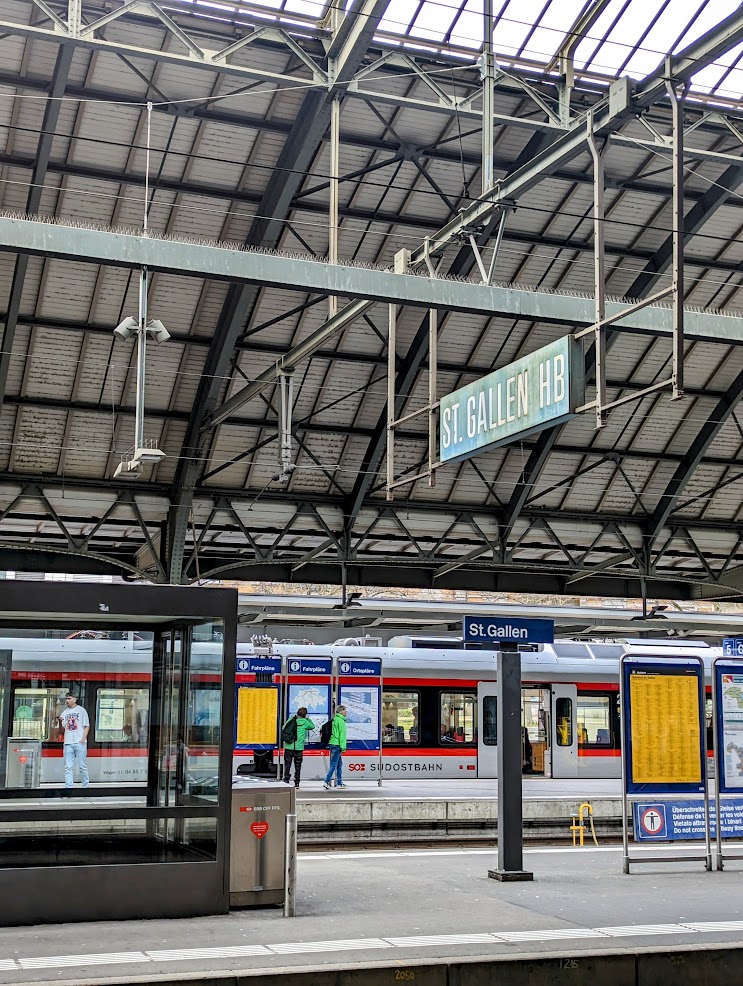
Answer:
[
  {"left": 328, "top": 96, "right": 340, "bottom": 318},
  {"left": 665, "top": 56, "right": 686, "bottom": 400},
  {"left": 587, "top": 114, "right": 606, "bottom": 429},
  {"left": 481, "top": 0, "right": 495, "bottom": 194},
  {"left": 489, "top": 643, "right": 533, "bottom": 881},
  {"left": 386, "top": 304, "right": 396, "bottom": 500}
]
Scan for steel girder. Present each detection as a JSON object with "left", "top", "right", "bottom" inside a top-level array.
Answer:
[
  {"left": 163, "top": 0, "right": 391, "bottom": 583},
  {"left": 0, "top": 474, "right": 741, "bottom": 597},
  {"left": 0, "top": 45, "right": 73, "bottom": 413},
  {"left": 4, "top": 217, "right": 740, "bottom": 344},
  {"left": 202, "top": 13, "right": 743, "bottom": 428}
]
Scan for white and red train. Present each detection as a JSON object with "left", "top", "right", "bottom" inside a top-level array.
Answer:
[{"left": 3, "top": 634, "right": 719, "bottom": 783}]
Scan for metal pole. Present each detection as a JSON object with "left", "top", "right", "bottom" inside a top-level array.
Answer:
[
  {"left": 620, "top": 654, "right": 630, "bottom": 874},
  {"left": 328, "top": 96, "right": 340, "bottom": 318},
  {"left": 134, "top": 267, "right": 148, "bottom": 451},
  {"left": 665, "top": 56, "right": 685, "bottom": 400},
  {"left": 699, "top": 654, "right": 712, "bottom": 871},
  {"left": 428, "top": 309, "right": 437, "bottom": 487},
  {"left": 481, "top": 0, "right": 495, "bottom": 194},
  {"left": 386, "top": 304, "right": 396, "bottom": 499},
  {"left": 283, "top": 812, "right": 297, "bottom": 917},
  {"left": 587, "top": 113, "right": 606, "bottom": 430},
  {"left": 489, "top": 643, "right": 532, "bottom": 881},
  {"left": 378, "top": 657, "right": 384, "bottom": 786},
  {"left": 712, "top": 657, "right": 723, "bottom": 870}
]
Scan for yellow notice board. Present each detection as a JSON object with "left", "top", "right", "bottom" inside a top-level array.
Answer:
[
  {"left": 629, "top": 672, "right": 701, "bottom": 784},
  {"left": 236, "top": 686, "right": 278, "bottom": 746}
]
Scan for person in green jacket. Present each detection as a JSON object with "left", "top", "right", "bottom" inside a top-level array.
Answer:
[
  {"left": 282, "top": 706, "right": 315, "bottom": 788},
  {"left": 323, "top": 705, "right": 348, "bottom": 790}
]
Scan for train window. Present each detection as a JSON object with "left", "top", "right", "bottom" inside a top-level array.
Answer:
[
  {"left": 440, "top": 692, "right": 476, "bottom": 745},
  {"left": 189, "top": 687, "right": 221, "bottom": 746},
  {"left": 577, "top": 695, "right": 611, "bottom": 746},
  {"left": 95, "top": 688, "right": 149, "bottom": 745},
  {"left": 482, "top": 696, "right": 497, "bottom": 746},
  {"left": 12, "top": 687, "right": 67, "bottom": 741},
  {"left": 555, "top": 697, "right": 573, "bottom": 746},
  {"left": 382, "top": 691, "right": 419, "bottom": 744}
]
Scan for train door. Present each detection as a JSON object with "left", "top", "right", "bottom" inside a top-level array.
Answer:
[
  {"left": 0, "top": 650, "right": 10, "bottom": 786},
  {"left": 476, "top": 682, "right": 497, "bottom": 777},
  {"left": 549, "top": 683, "right": 579, "bottom": 777}
]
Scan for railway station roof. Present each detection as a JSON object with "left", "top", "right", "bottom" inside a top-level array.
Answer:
[{"left": 1, "top": 0, "right": 743, "bottom": 598}]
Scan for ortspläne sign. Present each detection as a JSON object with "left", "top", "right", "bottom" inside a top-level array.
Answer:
[{"left": 439, "top": 336, "right": 584, "bottom": 463}]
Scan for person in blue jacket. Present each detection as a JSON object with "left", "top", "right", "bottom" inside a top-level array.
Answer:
[{"left": 323, "top": 705, "right": 347, "bottom": 790}]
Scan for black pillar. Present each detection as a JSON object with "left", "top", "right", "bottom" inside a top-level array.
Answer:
[{"left": 489, "top": 643, "right": 533, "bottom": 882}]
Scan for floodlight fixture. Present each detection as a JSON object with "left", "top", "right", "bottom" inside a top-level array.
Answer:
[
  {"left": 146, "top": 319, "right": 170, "bottom": 345},
  {"left": 113, "top": 316, "right": 138, "bottom": 342}
]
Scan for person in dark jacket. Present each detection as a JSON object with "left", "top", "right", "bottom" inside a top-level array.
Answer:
[
  {"left": 323, "top": 706, "right": 347, "bottom": 790},
  {"left": 282, "top": 707, "right": 315, "bottom": 788}
]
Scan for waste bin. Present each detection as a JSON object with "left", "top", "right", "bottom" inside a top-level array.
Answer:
[
  {"left": 6, "top": 738, "right": 41, "bottom": 788},
  {"left": 231, "top": 775, "right": 295, "bottom": 907}
]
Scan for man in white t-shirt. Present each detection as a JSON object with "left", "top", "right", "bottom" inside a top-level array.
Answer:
[{"left": 59, "top": 693, "right": 90, "bottom": 790}]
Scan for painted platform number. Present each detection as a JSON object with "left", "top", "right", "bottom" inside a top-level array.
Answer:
[
  {"left": 560, "top": 959, "right": 578, "bottom": 969},
  {"left": 394, "top": 972, "right": 415, "bottom": 981}
]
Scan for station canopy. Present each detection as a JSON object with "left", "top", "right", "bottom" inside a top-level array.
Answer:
[{"left": 0, "top": 0, "right": 743, "bottom": 599}]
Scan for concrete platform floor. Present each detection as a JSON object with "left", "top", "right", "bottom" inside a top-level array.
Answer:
[{"left": 1, "top": 842, "right": 742, "bottom": 985}]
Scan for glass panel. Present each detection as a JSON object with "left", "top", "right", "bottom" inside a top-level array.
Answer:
[
  {"left": 95, "top": 688, "right": 149, "bottom": 744},
  {"left": 556, "top": 697, "right": 573, "bottom": 746},
  {"left": 482, "top": 695, "right": 497, "bottom": 746},
  {"left": 577, "top": 695, "right": 611, "bottom": 745},
  {"left": 382, "top": 691, "right": 419, "bottom": 745},
  {"left": 186, "top": 625, "right": 224, "bottom": 801},
  {"left": 3, "top": 629, "right": 154, "bottom": 789},
  {"left": 440, "top": 691, "right": 475, "bottom": 745}
]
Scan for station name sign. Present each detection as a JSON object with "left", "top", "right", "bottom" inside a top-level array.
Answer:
[
  {"left": 463, "top": 616, "right": 554, "bottom": 644},
  {"left": 439, "top": 336, "right": 584, "bottom": 463}
]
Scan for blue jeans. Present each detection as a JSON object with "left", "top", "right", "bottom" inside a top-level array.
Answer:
[
  {"left": 64, "top": 742, "right": 89, "bottom": 788},
  {"left": 324, "top": 745, "right": 343, "bottom": 785}
]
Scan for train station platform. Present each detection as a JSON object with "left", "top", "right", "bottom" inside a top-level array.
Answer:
[
  {"left": 0, "top": 842, "right": 741, "bottom": 986},
  {"left": 296, "top": 778, "right": 625, "bottom": 843}
]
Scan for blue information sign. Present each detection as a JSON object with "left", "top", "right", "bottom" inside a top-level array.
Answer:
[
  {"left": 287, "top": 658, "right": 332, "bottom": 675},
  {"left": 715, "top": 661, "right": 743, "bottom": 794},
  {"left": 633, "top": 800, "right": 743, "bottom": 841},
  {"left": 463, "top": 616, "right": 554, "bottom": 644},
  {"left": 236, "top": 657, "right": 281, "bottom": 675},
  {"left": 723, "top": 638, "right": 743, "bottom": 657},
  {"left": 338, "top": 659, "right": 382, "bottom": 676}
]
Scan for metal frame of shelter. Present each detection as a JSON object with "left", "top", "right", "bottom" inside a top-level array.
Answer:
[{"left": 2, "top": 2, "right": 743, "bottom": 597}]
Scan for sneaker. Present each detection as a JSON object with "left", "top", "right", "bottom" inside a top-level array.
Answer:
[
  {"left": 295, "top": 783, "right": 300, "bottom": 789},
  {"left": 283, "top": 778, "right": 291, "bottom": 784},
  {"left": 336, "top": 784, "right": 348, "bottom": 789},
  {"left": 323, "top": 782, "right": 331, "bottom": 790}
]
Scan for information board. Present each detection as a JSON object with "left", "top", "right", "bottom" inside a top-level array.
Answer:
[
  {"left": 715, "top": 662, "right": 743, "bottom": 793},
  {"left": 235, "top": 686, "right": 278, "bottom": 747},
  {"left": 622, "top": 660, "right": 705, "bottom": 794},
  {"left": 339, "top": 684, "right": 381, "bottom": 748},
  {"left": 634, "top": 799, "right": 743, "bottom": 841}
]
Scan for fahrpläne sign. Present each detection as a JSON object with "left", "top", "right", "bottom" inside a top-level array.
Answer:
[{"left": 439, "top": 336, "right": 584, "bottom": 463}]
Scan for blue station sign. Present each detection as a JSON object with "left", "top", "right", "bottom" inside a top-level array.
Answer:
[
  {"left": 634, "top": 800, "right": 743, "bottom": 841},
  {"left": 463, "top": 616, "right": 554, "bottom": 645},
  {"left": 338, "top": 659, "right": 382, "bottom": 676},
  {"left": 723, "top": 638, "right": 743, "bottom": 657},
  {"left": 439, "top": 336, "right": 584, "bottom": 464},
  {"left": 287, "top": 658, "right": 332, "bottom": 675},
  {"left": 236, "top": 657, "right": 281, "bottom": 675}
]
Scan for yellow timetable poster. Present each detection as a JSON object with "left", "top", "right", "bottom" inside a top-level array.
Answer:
[
  {"left": 236, "top": 686, "right": 278, "bottom": 746},
  {"left": 629, "top": 672, "right": 701, "bottom": 784}
]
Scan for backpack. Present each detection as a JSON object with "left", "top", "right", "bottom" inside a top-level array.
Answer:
[
  {"left": 281, "top": 716, "right": 298, "bottom": 744},
  {"left": 319, "top": 718, "right": 333, "bottom": 747}
]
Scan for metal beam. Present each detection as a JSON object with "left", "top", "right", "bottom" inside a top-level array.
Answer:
[
  {"left": 0, "top": 45, "right": 73, "bottom": 412},
  {"left": 625, "top": 160, "right": 743, "bottom": 298},
  {"left": 164, "top": 0, "right": 392, "bottom": 583},
  {"left": 6, "top": 216, "right": 740, "bottom": 344},
  {"left": 646, "top": 366, "right": 743, "bottom": 543}
]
